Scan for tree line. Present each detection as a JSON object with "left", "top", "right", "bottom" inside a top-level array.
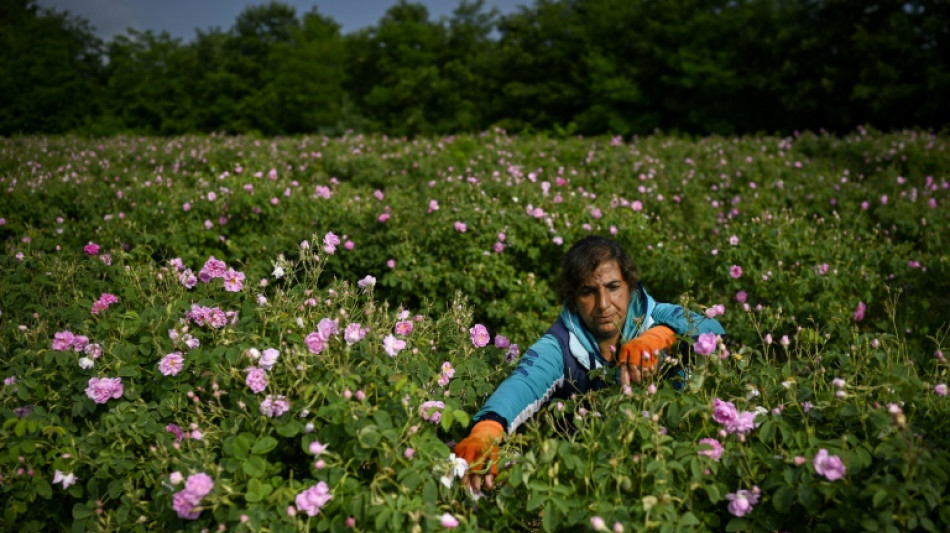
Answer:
[{"left": 2, "top": 0, "right": 948, "bottom": 137}]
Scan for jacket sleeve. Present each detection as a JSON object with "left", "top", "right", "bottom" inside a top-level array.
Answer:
[
  {"left": 473, "top": 333, "right": 565, "bottom": 434},
  {"left": 650, "top": 303, "right": 725, "bottom": 337}
]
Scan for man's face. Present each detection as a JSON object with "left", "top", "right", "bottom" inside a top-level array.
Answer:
[{"left": 573, "top": 260, "right": 631, "bottom": 344}]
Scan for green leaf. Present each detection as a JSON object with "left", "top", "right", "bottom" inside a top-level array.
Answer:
[
  {"left": 251, "top": 436, "right": 278, "bottom": 455},
  {"left": 72, "top": 504, "right": 95, "bottom": 520},
  {"left": 872, "top": 489, "right": 890, "bottom": 508},
  {"left": 34, "top": 478, "right": 53, "bottom": 499},
  {"left": 440, "top": 408, "right": 455, "bottom": 431},
  {"left": 725, "top": 518, "right": 751, "bottom": 531},
  {"left": 231, "top": 434, "right": 251, "bottom": 460},
  {"left": 772, "top": 485, "right": 794, "bottom": 513},
  {"left": 276, "top": 420, "right": 302, "bottom": 438},
  {"left": 243, "top": 456, "right": 267, "bottom": 478},
  {"left": 117, "top": 365, "right": 140, "bottom": 377},
  {"left": 374, "top": 508, "right": 392, "bottom": 531},
  {"left": 680, "top": 512, "right": 700, "bottom": 526}
]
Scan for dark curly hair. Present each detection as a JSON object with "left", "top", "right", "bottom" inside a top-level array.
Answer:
[{"left": 555, "top": 235, "right": 639, "bottom": 307}]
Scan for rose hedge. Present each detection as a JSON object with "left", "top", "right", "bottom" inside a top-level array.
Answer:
[{"left": 0, "top": 129, "right": 948, "bottom": 532}]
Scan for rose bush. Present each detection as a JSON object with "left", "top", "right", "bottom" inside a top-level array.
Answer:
[{"left": 1, "top": 129, "right": 949, "bottom": 531}]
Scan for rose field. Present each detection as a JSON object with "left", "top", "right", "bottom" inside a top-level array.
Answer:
[{"left": 1, "top": 129, "right": 949, "bottom": 532}]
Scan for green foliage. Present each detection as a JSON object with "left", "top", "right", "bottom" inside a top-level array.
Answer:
[
  {"left": 1, "top": 130, "right": 949, "bottom": 531},
  {"left": 3, "top": 0, "right": 950, "bottom": 136}
]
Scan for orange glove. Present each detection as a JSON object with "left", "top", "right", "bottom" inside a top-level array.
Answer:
[
  {"left": 618, "top": 325, "right": 676, "bottom": 370},
  {"left": 453, "top": 420, "right": 504, "bottom": 475}
]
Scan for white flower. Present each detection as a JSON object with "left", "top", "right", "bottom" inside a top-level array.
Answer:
[
  {"left": 438, "top": 454, "right": 469, "bottom": 489},
  {"left": 53, "top": 470, "right": 77, "bottom": 489},
  {"left": 78, "top": 357, "right": 94, "bottom": 369},
  {"left": 272, "top": 264, "right": 285, "bottom": 279}
]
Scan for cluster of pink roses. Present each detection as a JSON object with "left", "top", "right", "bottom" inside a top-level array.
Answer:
[
  {"left": 260, "top": 394, "right": 291, "bottom": 417},
  {"left": 168, "top": 256, "right": 245, "bottom": 292},
  {"left": 437, "top": 361, "right": 455, "bottom": 387},
  {"left": 91, "top": 293, "right": 119, "bottom": 315},
  {"left": 294, "top": 481, "right": 332, "bottom": 517},
  {"left": 171, "top": 472, "right": 214, "bottom": 520},
  {"left": 85, "top": 377, "right": 123, "bottom": 404},
  {"left": 711, "top": 398, "right": 757, "bottom": 435},
  {"left": 184, "top": 304, "right": 235, "bottom": 329},
  {"left": 305, "top": 318, "right": 340, "bottom": 355},
  {"left": 52, "top": 330, "right": 92, "bottom": 352}
]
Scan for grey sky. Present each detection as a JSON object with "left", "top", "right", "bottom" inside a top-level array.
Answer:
[{"left": 36, "top": 0, "right": 528, "bottom": 42}]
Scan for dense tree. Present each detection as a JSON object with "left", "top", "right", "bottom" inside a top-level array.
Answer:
[
  {"left": 2, "top": 0, "right": 948, "bottom": 136},
  {"left": 0, "top": 0, "right": 102, "bottom": 134}
]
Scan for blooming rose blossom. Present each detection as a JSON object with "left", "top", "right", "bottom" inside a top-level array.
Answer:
[
  {"left": 357, "top": 275, "right": 376, "bottom": 289},
  {"left": 344, "top": 323, "right": 368, "bottom": 344},
  {"left": 305, "top": 331, "right": 327, "bottom": 355},
  {"left": 317, "top": 318, "right": 339, "bottom": 339},
  {"left": 394, "top": 321, "right": 413, "bottom": 336},
  {"left": 729, "top": 265, "right": 743, "bottom": 279},
  {"left": 323, "top": 232, "right": 340, "bottom": 254},
  {"left": 383, "top": 334, "right": 407, "bottom": 357},
  {"left": 705, "top": 304, "right": 725, "bottom": 318},
  {"left": 494, "top": 335, "right": 511, "bottom": 349},
  {"left": 697, "top": 438, "right": 724, "bottom": 461},
  {"left": 179, "top": 269, "right": 198, "bottom": 289},
  {"left": 259, "top": 348, "right": 280, "bottom": 371},
  {"left": 295, "top": 482, "right": 332, "bottom": 517},
  {"left": 171, "top": 472, "right": 214, "bottom": 520},
  {"left": 184, "top": 472, "right": 214, "bottom": 500},
  {"left": 83, "top": 242, "right": 100, "bottom": 255},
  {"left": 725, "top": 486, "right": 760, "bottom": 517},
  {"left": 935, "top": 384, "right": 948, "bottom": 397},
  {"left": 222, "top": 268, "right": 245, "bottom": 292},
  {"left": 158, "top": 352, "right": 184, "bottom": 376},
  {"left": 246, "top": 367, "right": 268, "bottom": 393},
  {"left": 71, "top": 335, "right": 90, "bottom": 351},
  {"left": 694, "top": 333, "right": 719, "bottom": 355},
  {"left": 52, "top": 330, "right": 75, "bottom": 351},
  {"left": 199, "top": 256, "right": 227, "bottom": 280},
  {"left": 260, "top": 395, "right": 291, "bottom": 417},
  {"left": 469, "top": 324, "right": 490, "bottom": 347},
  {"left": 813, "top": 449, "right": 846, "bottom": 481},
  {"left": 86, "top": 377, "right": 123, "bottom": 404}
]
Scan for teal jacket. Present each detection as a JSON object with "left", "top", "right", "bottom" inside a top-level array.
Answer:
[{"left": 473, "top": 286, "right": 725, "bottom": 433}]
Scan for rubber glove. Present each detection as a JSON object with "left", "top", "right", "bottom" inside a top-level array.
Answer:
[
  {"left": 453, "top": 420, "right": 504, "bottom": 475},
  {"left": 618, "top": 325, "right": 676, "bottom": 372}
]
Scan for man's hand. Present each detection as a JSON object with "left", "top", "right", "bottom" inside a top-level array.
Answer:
[
  {"left": 453, "top": 420, "right": 504, "bottom": 494},
  {"left": 618, "top": 325, "right": 676, "bottom": 386}
]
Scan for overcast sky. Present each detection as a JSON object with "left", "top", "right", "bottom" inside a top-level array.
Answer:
[{"left": 36, "top": 0, "right": 528, "bottom": 42}]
